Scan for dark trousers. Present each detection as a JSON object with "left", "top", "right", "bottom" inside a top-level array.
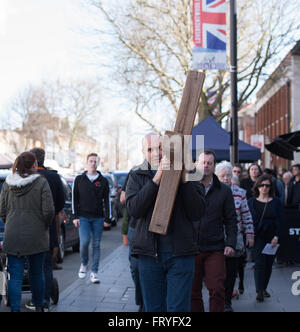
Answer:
[
  {"left": 191, "top": 251, "right": 226, "bottom": 312},
  {"left": 252, "top": 237, "right": 276, "bottom": 292},
  {"left": 127, "top": 226, "right": 142, "bottom": 306},
  {"left": 225, "top": 257, "right": 239, "bottom": 306},
  {"left": 44, "top": 250, "right": 53, "bottom": 306}
]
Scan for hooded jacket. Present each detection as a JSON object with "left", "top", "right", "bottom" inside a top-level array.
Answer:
[{"left": 0, "top": 173, "right": 55, "bottom": 256}]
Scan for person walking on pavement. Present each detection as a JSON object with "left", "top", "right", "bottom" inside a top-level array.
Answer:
[
  {"left": 0, "top": 152, "right": 55, "bottom": 312},
  {"left": 120, "top": 170, "right": 143, "bottom": 312},
  {"left": 190, "top": 150, "right": 237, "bottom": 313},
  {"left": 248, "top": 175, "right": 283, "bottom": 303},
  {"left": 216, "top": 161, "right": 254, "bottom": 312},
  {"left": 27, "top": 148, "right": 65, "bottom": 310},
  {"left": 72, "top": 153, "right": 110, "bottom": 284},
  {"left": 126, "top": 133, "right": 206, "bottom": 312},
  {"left": 241, "top": 164, "right": 263, "bottom": 199},
  {"left": 286, "top": 164, "right": 300, "bottom": 209}
]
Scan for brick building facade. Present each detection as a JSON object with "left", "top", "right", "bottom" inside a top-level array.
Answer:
[{"left": 239, "top": 40, "right": 300, "bottom": 171}]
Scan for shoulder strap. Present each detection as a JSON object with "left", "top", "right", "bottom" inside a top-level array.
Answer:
[{"left": 257, "top": 202, "right": 268, "bottom": 231}]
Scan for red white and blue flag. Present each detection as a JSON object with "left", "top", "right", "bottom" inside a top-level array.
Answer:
[{"left": 193, "top": 0, "right": 227, "bottom": 70}]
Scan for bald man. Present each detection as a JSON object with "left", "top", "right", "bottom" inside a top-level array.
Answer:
[{"left": 125, "top": 133, "right": 206, "bottom": 312}]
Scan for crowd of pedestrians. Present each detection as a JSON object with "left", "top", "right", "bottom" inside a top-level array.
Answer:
[
  {"left": 121, "top": 134, "right": 300, "bottom": 313},
  {"left": 0, "top": 136, "right": 300, "bottom": 313}
]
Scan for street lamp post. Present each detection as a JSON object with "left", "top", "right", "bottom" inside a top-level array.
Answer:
[{"left": 230, "top": 0, "right": 239, "bottom": 164}]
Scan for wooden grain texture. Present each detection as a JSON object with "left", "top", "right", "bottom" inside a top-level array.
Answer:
[{"left": 149, "top": 71, "right": 205, "bottom": 235}]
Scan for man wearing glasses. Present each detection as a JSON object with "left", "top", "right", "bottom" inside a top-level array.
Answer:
[{"left": 125, "top": 133, "right": 206, "bottom": 312}]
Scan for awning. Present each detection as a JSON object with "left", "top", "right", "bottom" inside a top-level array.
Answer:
[
  {"left": 191, "top": 116, "right": 261, "bottom": 162},
  {"left": 265, "top": 131, "right": 300, "bottom": 160}
]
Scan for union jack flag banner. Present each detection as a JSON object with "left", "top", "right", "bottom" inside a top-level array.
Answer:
[{"left": 193, "top": 0, "right": 227, "bottom": 70}]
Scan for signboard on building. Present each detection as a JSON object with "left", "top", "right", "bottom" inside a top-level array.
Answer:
[{"left": 251, "top": 134, "right": 264, "bottom": 152}]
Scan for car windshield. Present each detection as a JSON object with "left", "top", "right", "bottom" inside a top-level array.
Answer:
[{"left": 114, "top": 174, "right": 128, "bottom": 188}]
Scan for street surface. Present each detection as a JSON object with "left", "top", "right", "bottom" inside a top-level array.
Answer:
[{"left": 0, "top": 220, "right": 123, "bottom": 312}]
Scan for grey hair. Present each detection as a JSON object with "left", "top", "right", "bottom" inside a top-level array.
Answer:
[{"left": 215, "top": 160, "right": 233, "bottom": 175}]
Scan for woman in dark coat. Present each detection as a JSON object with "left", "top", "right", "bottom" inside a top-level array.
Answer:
[{"left": 248, "top": 175, "right": 283, "bottom": 303}]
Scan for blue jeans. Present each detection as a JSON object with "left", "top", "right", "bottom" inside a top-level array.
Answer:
[
  {"left": 7, "top": 253, "right": 46, "bottom": 312},
  {"left": 79, "top": 217, "right": 104, "bottom": 273},
  {"left": 127, "top": 226, "right": 143, "bottom": 306},
  {"left": 138, "top": 253, "right": 195, "bottom": 312}
]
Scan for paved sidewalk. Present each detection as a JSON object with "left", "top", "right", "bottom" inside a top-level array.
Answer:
[
  {"left": 52, "top": 245, "right": 139, "bottom": 312},
  {"left": 52, "top": 245, "right": 300, "bottom": 312}
]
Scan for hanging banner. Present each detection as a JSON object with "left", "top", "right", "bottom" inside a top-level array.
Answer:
[{"left": 193, "top": 0, "right": 227, "bottom": 70}]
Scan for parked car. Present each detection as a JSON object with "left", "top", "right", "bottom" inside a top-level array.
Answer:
[
  {"left": 110, "top": 171, "right": 129, "bottom": 221},
  {"left": 0, "top": 171, "right": 79, "bottom": 263},
  {"left": 103, "top": 173, "right": 118, "bottom": 224}
]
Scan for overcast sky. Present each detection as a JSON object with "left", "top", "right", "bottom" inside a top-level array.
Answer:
[{"left": 0, "top": 0, "right": 104, "bottom": 113}]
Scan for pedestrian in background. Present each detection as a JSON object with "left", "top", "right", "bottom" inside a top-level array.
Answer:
[
  {"left": 282, "top": 171, "right": 292, "bottom": 206},
  {"left": 121, "top": 170, "right": 143, "bottom": 312},
  {"left": 72, "top": 153, "right": 110, "bottom": 284},
  {"left": 287, "top": 164, "right": 300, "bottom": 209},
  {"left": 191, "top": 150, "right": 237, "bottom": 313},
  {"left": 241, "top": 164, "right": 263, "bottom": 199},
  {"left": 0, "top": 152, "right": 54, "bottom": 312},
  {"left": 248, "top": 175, "right": 283, "bottom": 302},
  {"left": 232, "top": 163, "right": 243, "bottom": 181},
  {"left": 216, "top": 161, "right": 254, "bottom": 312},
  {"left": 126, "top": 133, "right": 206, "bottom": 312},
  {"left": 263, "top": 168, "right": 285, "bottom": 205},
  {"left": 27, "top": 148, "right": 65, "bottom": 311}
]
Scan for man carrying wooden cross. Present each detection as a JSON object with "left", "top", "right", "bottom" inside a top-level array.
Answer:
[{"left": 125, "top": 133, "right": 206, "bottom": 312}]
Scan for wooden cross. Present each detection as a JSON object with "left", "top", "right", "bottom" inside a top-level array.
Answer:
[{"left": 148, "top": 70, "right": 205, "bottom": 235}]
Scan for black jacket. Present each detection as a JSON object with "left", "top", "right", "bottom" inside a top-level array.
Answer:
[
  {"left": 198, "top": 174, "right": 237, "bottom": 252},
  {"left": 38, "top": 167, "right": 65, "bottom": 215},
  {"left": 287, "top": 177, "right": 300, "bottom": 209},
  {"left": 126, "top": 161, "right": 206, "bottom": 258},
  {"left": 72, "top": 171, "right": 110, "bottom": 221},
  {"left": 38, "top": 166, "right": 65, "bottom": 249}
]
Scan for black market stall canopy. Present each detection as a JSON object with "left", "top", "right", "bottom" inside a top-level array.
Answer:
[
  {"left": 191, "top": 116, "right": 261, "bottom": 162},
  {"left": 265, "top": 130, "right": 300, "bottom": 160}
]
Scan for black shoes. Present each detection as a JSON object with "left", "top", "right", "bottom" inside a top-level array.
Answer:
[{"left": 256, "top": 291, "right": 264, "bottom": 302}]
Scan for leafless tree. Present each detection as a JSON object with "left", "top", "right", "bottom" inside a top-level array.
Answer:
[
  {"left": 5, "top": 79, "right": 103, "bottom": 152},
  {"left": 89, "top": 0, "right": 299, "bottom": 131}
]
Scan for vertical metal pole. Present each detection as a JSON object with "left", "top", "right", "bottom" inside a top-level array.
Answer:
[{"left": 230, "top": 0, "right": 238, "bottom": 164}]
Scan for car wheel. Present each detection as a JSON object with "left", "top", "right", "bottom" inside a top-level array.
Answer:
[{"left": 57, "top": 232, "right": 65, "bottom": 264}]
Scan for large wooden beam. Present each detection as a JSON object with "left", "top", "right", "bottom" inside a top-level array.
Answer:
[{"left": 149, "top": 71, "right": 205, "bottom": 235}]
